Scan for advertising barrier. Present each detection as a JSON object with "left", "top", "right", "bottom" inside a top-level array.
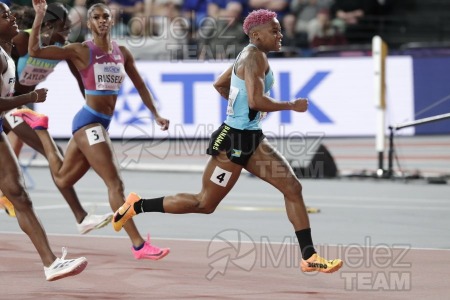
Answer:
[{"left": 34, "top": 56, "right": 415, "bottom": 139}]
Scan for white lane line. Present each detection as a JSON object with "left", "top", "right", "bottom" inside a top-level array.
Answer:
[
  {"left": 29, "top": 189, "right": 450, "bottom": 204},
  {"left": 1, "top": 231, "right": 450, "bottom": 252},
  {"left": 3, "top": 201, "right": 447, "bottom": 213}
]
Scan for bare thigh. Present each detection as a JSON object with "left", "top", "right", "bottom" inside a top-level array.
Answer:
[
  {"left": 55, "top": 136, "right": 90, "bottom": 187},
  {"left": 0, "top": 133, "right": 27, "bottom": 202},
  {"left": 244, "top": 139, "right": 299, "bottom": 192},
  {"left": 72, "top": 124, "right": 123, "bottom": 188},
  {"left": 245, "top": 139, "right": 309, "bottom": 230},
  {"left": 198, "top": 151, "right": 244, "bottom": 210},
  {"left": 3, "top": 116, "right": 44, "bottom": 155}
]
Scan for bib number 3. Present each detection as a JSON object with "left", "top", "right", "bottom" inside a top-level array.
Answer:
[
  {"left": 210, "top": 166, "right": 232, "bottom": 187},
  {"left": 86, "top": 125, "right": 106, "bottom": 145}
]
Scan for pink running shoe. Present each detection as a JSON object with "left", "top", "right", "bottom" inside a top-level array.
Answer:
[
  {"left": 132, "top": 235, "right": 170, "bottom": 260},
  {"left": 12, "top": 108, "right": 48, "bottom": 130}
]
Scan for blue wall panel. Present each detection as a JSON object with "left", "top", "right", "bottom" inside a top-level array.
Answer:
[{"left": 412, "top": 58, "right": 450, "bottom": 134}]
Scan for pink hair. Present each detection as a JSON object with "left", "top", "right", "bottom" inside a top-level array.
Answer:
[{"left": 243, "top": 9, "right": 277, "bottom": 35}]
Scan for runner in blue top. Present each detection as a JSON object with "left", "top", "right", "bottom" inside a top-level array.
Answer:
[
  {"left": 112, "top": 9, "right": 343, "bottom": 274},
  {"left": 0, "top": 3, "right": 113, "bottom": 234}
]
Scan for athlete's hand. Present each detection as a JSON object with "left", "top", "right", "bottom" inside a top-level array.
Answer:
[
  {"left": 155, "top": 117, "right": 170, "bottom": 131},
  {"left": 32, "top": 0, "right": 48, "bottom": 15},
  {"left": 33, "top": 88, "right": 48, "bottom": 103},
  {"left": 291, "top": 98, "right": 309, "bottom": 112}
]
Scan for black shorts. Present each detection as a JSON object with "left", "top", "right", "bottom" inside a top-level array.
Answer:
[{"left": 206, "top": 123, "right": 265, "bottom": 166}]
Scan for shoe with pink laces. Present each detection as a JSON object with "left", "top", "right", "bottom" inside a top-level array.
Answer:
[
  {"left": 12, "top": 108, "right": 48, "bottom": 130},
  {"left": 132, "top": 235, "right": 170, "bottom": 260}
]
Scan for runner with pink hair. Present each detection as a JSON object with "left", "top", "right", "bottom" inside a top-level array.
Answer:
[
  {"left": 243, "top": 9, "right": 277, "bottom": 35},
  {"left": 113, "top": 8, "right": 343, "bottom": 275}
]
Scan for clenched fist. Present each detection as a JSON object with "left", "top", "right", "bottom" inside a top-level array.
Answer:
[{"left": 291, "top": 98, "right": 308, "bottom": 112}]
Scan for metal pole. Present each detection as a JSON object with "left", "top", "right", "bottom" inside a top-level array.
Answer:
[
  {"left": 387, "top": 126, "right": 394, "bottom": 177},
  {"left": 383, "top": 112, "right": 450, "bottom": 179},
  {"left": 373, "top": 36, "right": 387, "bottom": 177},
  {"left": 394, "top": 112, "right": 450, "bottom": 130}
]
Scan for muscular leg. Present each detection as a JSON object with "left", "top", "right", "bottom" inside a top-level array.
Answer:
[
  {"left": 245, "top": 140, "right": 344, "bottom": 271},
  {"left": 4, "top": 119, "right": 91, "bottom": 223},
  {"left": 244, "top": 139, "right": 310, "bottom": 231},
  {"left": 7, "top": 131, "right": 24, "bottom": 156},
  {"left": 31, "top": 128, "right": 89, "bottom": 188},
  {"left": 32, "top": 123, "right": 146, "bottom": 246},
  {"left": 56, "top": 137, "right": 92, "bottom": 187},
  {"left": 3, "top": 118, "right": 42, "bottom": 153},
  {"left": 163, "top": 151, "right": 243, "bottom": 214},
  {"left": 0, "top": 133, "right": 56, "bottom": 267},
  {"left": 71, "top": 124, "right": 147, "bottom": 246}
]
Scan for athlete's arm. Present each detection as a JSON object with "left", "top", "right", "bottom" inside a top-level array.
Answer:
[
  {"left": 213, "top": 64, "right": 232, "bottom": 100},
  {"left": 245, "top": 50, "right": 308, "bottom": 113},
  {"left": 121, "top": 45, "right": 170, "bottom": 131},
  {"left": 0, "top": 95, "right": 34, "bottom": 112},
  {"left": 29, "top": 0, "right": 82, "bottom": 63},
  {"left": 0, "top": 54, "right": 46, "bottom": 112}
]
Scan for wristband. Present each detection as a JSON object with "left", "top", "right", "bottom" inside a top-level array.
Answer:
[{"left": 31, "top": 91, "right": 38, "bottom": 103}]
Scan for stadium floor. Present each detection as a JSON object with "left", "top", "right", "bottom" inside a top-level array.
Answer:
[{"left": 1, "top": 137, "right": 449, "bottom": 299}]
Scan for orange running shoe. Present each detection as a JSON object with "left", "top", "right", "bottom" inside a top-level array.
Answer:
[
  {"left": 0, "top": 196, "right": 16, "bottom": 217},
  {"left": 301, "top": 253, "right": 343, "bottom": 273},
  {"left": 113, "top": 192, "right": 139, "bottom": 232}
]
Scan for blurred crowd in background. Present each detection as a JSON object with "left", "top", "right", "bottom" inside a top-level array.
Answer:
[{"left": 5, "top": 0, "right": 450, "bottom": 60}]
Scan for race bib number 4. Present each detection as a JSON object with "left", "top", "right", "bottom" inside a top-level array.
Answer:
[{"left": 210, "top": 166, "right": 232, "bottom": 187}]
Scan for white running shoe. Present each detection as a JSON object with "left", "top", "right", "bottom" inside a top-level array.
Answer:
[
  {"left": 44, "top": 247, "right": 87, "bottom": 281},
  {"left": 77, "top": 212, "right": 114, "bottom": 234}
]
